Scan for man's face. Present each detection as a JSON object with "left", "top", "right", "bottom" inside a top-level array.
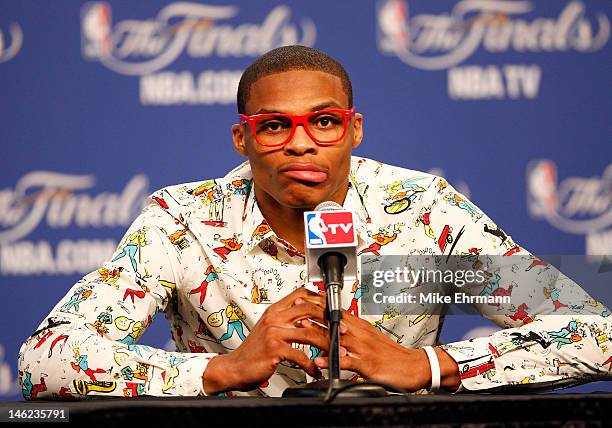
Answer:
[{"left": 232, "top": 70, "right": 362, "bottom": 210}]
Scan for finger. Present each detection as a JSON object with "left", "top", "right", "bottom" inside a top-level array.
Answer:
[
  {"left": 280, "top": 347, "right": 323, "bottom": 379},
  {"left": 301, "top": 318, "right": 348, "bottom": 333},
  {"left": 294, "top": 295, "right": 326, "bottom": 309},
  {"left": 314, "top": 354, "right": 361, "bottom": 373},
  {"left": 338, "top": 311, "right": 380, "bottom": 338},
  {"left": 297, "top": 318, "right": 331, "bottom": 330},
  {"left": 339, "top": 321, "right": 348, "bottom": 334},
  {"left": 278, "top": 326, "right": 330, "bottom": 351},
  {"left": 309, "top": 345, "right": 348, "bottom": 362},
  {"left": 279, "top": 301, "right": 326, "bottom": 325},
  {"left": 296, "top": 317, "right": 328, "bottom": 331},
  {"left": 299, "top": 318, "right": 338, "bottom": 353}
]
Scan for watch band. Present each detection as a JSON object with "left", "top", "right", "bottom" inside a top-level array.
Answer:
[{"left": 423, "top": 346, "right": 441, "bottom": 393}]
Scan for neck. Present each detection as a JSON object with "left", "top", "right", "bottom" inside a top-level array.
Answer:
[{"left": 254, "top": 183, "right": 349, "bottom": 253}]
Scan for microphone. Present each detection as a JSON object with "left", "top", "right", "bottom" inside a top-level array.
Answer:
[
  {"left": 283, "top": 202, "right": 386, "bottom": 398},
  {"left": 303, "top": 201, "right": 358, "bottom": 286},
  {"left": 304, "top": 201, "right": 358, "bottom": 382}
]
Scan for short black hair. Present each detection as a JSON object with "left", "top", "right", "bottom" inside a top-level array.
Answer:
[{"left": 237, "top": 45, "right": 353, "bottom": 114}]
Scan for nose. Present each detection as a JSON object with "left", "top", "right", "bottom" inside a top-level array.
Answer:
[{"left": 283, "top": 123, "right": 317, "bottom": 156}]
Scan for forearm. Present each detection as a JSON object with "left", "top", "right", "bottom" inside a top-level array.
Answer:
[
  {"left": 441, "top": 313, "right": 612, "bottom": 392},
  {"left": 19, "top": 325, "right": 215, "bottom": 399}
]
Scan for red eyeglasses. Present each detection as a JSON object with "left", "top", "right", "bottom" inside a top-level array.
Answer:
[{"left": 239, "top": 107, "right": 355, "bottom": 147}]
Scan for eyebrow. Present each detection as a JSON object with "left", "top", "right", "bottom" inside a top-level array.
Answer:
[{"left": 253, "top": 101, "right": 345, "bottom": 115}]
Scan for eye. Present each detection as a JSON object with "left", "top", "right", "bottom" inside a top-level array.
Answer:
[
  {"left": 313, "top": 115, "right": 341, "bottom": 129},
  {"left": 264, "top": 121, "right": 283, "bottom": 132},
  {"left": 258, "top": 118, "right": 290, "bottom": 133}
]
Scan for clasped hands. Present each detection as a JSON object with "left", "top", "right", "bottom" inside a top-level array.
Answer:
[{"left": 203, "top": 288, "right": 459, "bottom": 395}]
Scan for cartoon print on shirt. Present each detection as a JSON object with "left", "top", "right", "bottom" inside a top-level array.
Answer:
[
  {"left": 483, "top": 223, "right": 508, "bottom": 245},
  {"left": 509, "top": 303, "right": 534, "bottom": 325},
  {"left": 189, "top": 265, "right": 220, "bottom": 305},
  {"left": 547, "top": 320, "right": 585, "bottom": 350},
  {"left": 212, "top": 234, "right": 243, "bottom": 261},
  {"left": 371, "top": 310, "right": 405, "bottom": 343},
  {"left": 444, "top": 192, "right": 482, "bottom": 220},
  {"left": 33, "top": 328, "right": 70, "bottom": 360},
  {"left": 251, "top": 220, "right": 272, "bottom": 240},
  {"left": 409, "top": 309, "right": 430, "bottom": 327},
  {"left": 115, "top": 317, "right": 144, "bottom": 346},
  {"left": 461, "top": 247, "right": 483, "bottom": 269},
  {"left": 436, "top": 177, "right": 448, "bottom": 193},
  {"left": 525, "top": 256, "right": 550, "bottom": 272},
  {"left": 438, "top": 224, "right": 465, "bottom": 253},
  {"left": 260, "top": 238, "right": 279, "bottom": 261},
  {"left": 348, "top": 280, "right": 367, "bottom": 317},
  {"left": 251, "top": 282, "right": 269, "bottom": 304},
  {"left": 195, "top": 318, "right": 219, "bottom": 344},
  {"left": 97, "top": 266, "right": 123, "bottom": 289},
  {"left": 70, "top": 347, "right": 107, "bottom": 382},
  {"left": 358, "top": 224, "right": 403, "bottom": 256},
  {"left": 118, "top": 362, "right": 149, "bottom": 382},
  {"left": 551, "top": 358, "right": 579, "bottom": 375},
  {"left": 602, "top": 356, "right": 612, "bottom": 370},
  {"left": 480, "top": 272, "right": 502, "bottom": 296},
  {"left": 167, "top": 226, "right": 190, "bottom": 251},
  {"left": 60, "top": 286, "right": 94, "bottom": 313},
  {"left": 543, "top": 285, "right": 569, "bottom": 312},
  {"left": 20, "top": 371, "right": 47, "bottom": 400},
  {"left": 383, "top": 178, "right": 426, "bottom": 214},
  {"left": 189, "top": 180, "right": 225, "bottom": 227},
  {"left": 458, "top": 354, "right": 496, "bottom": 382},
  {"left": 161, "top": 355, "right": 186, "bottom": 393},
  {"left": 111, "top": 226, "right": 149, "bottom": 272},
  {"left": 123, "top": 382, "right": 146, "bottom": 397},
  {"left": 217, "top": 303, "right": 248, "bottom": 344},
  {"left": 227, "top": 178, "right": 252, "bottom": 196},
  {"left": 73, "top": 379, "right": 116, "bottom": 396},
  {"left": 88, "top": 306, "right": 113, "bottom": 336},
  {"left": 415, "top": 202, "right": 437, "bottom": 242},
  {"left": 588, "top": 324, "right": 610, "bottom": 352}
]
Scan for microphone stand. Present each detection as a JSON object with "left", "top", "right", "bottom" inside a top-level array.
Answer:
[{"left": 282, "top": 253, "right": 387, "bottom": 399}]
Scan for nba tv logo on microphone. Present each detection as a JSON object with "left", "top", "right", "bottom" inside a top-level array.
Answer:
[
  {"left": 305, "top": 211, "right": 357, "bottom": 248},
  {"left": 304, "top": 209, "right": 359, "bottom": 282}
]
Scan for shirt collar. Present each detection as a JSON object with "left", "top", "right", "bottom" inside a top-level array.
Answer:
[{"left": 241, "top": 183, "right": 275, "bottom": 253}]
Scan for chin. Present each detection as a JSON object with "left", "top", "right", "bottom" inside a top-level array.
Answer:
[{"left": 278, "top": 185, "right": 328, "bottom": 209}]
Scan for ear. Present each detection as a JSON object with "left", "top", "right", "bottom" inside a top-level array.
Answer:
[
  {"left": 351, "top": 113, "right": 363, "bottom": 149},
  {"left": 232, "top": 124, "right": 248, "bottom": 157}
]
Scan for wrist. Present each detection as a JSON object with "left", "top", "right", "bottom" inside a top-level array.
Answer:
[
  {"left": 422, "top": 346, "right": 441, "bottom": 392},
  {"left": 203, "top": 354, "right": 232, "bottom": 395},
  {"left": 434, "top": 347, "right": 461, "bottom": 392}
]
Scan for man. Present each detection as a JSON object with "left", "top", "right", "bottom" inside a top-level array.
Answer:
[{"left": 18, "top": 46, "right": 611, "bottom": 399}]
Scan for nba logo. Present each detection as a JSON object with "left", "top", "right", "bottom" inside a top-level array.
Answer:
[
  {"left": 81, "top": 2, "right": 112, "bottom": 60},
  {"left": 377, "top": 0, "right": 409, "bottom": 55},
  {"left": 305, "top": 211, "right": 357, "bottom": 248},
  {"left": 526, "top": 159, "right": 559, "bottom": 217}
]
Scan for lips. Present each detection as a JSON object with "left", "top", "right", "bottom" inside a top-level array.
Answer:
[{"left": 280, "top": 163, "right": 328, "bottom": 184}]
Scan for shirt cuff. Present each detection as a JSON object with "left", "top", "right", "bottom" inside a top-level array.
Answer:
[
  {"left": 177, "top": 354, "right": 214, "bottom": 397},
  {"left": 439, "top": 336, "right": 500, "bottom": 392}
]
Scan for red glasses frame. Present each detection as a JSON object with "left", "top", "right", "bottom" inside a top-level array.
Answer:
[{"left": 238, "top": 107, "right": 355, "bottom": 147}]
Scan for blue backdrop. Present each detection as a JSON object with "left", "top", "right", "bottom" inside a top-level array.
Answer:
[{"left": 1, "top": 0, "right": 610, "bottom": 399}]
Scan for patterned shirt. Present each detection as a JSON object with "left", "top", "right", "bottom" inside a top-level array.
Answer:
[{"left": 18, "top": 156, "right": 612, "bottom": 399}]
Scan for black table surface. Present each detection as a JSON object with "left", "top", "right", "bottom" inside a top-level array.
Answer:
[{"left": 2, "top": 393, "right": 611, "bottom": 426}]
